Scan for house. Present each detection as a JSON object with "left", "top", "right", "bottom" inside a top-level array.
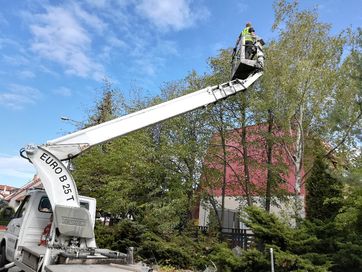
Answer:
[
  {"left": 0, "top": 185, "right": 18, "bottom": 199},
  {"left": 5, "top": 175, "right": 42, "bottom": 210},
  {"left": 197, "top": 124, "right": 305, "bottom": 230}
]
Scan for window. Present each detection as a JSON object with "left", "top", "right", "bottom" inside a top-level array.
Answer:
[
  {"left": 38, "top": 197, "right": 52, "bottom": 213},
  {"left": 215, "top": 208, "right": 241, "bottom": 232},
  {"left": 14, "top": 195, "right": 30, "bottom": 218},
  {"left": 80, "top": 201, "right": 89, "bottom": 210}
]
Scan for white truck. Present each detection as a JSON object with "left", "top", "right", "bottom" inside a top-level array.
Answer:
[{"left": 0, "top": 39, "right": 264, "bottom": 272}]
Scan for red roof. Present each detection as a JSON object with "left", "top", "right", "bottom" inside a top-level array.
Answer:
[
  {"left": 5, "top": 176, "right": 41, "bottom": 201},
  {"left": 0, "top": 185, "right": 18, "bottom": 191},
  {"left": 203, "top": 124, "right": 305, "bottom": 197}
]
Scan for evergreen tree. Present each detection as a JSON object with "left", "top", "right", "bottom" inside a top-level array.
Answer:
[
  {"left": 332, "top": 172, "right": 362, "bottom": 271},
  {"left": 305, "top": 155, "right": 343, "bottom": 221},
  {"left": 243, "top": 206, "right": 330, "bottom": 272}
]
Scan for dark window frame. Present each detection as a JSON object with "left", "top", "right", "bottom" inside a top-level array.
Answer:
[
  {"left": 14, "top": 195, "right": 30, "bottom": 218},
  {"left": 38, "top": 196, "right": 52, "bottom": 213}
]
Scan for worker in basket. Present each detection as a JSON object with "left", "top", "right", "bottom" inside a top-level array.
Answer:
[
  {"left": 233, "top": 22, "right": 257, "bottom": 60},
  {"left": 243, "top": 22, "right": 256, "bottom": 59},
  {"left": 243, "top": 22, "right": 257, "bottom": 59}
]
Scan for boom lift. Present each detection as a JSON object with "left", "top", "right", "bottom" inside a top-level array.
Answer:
[
  {"left": 231, "top": 33, "right": 265, "bottom": 80},
  {"left": 1, "top": 62, "right": 263, "bottom": 272}
]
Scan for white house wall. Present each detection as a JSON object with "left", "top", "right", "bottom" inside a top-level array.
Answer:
[{"left": 199, "top": 195, "right": 305, "bottom": 228}]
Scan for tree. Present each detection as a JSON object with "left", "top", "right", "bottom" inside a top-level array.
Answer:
[
  {"left": 331, "top": 155, "right": 362, "bottom": 271},
  {"left": 201, "top": 49, "right": 258, "bottom": 234},
  {"left": 305, "top": 155, "right": 343, "bottom": 221},
  {"left": 73, "top": 81, "right": 165, "bottom": 224},
  {"left": 262, "top": 0, "right": 360, "bottom": 217},
  {"left": 87, "top": 78, "right": 122, "bottom": 126},
  {"left": 243, "top": 206, "right": 330, "bottom": 272},
  {"left": 74, "top": 74, "right": 215, "bottom": 236},
  {"left": 315, "top": 183, "right": 362, "bottom": 272},
  {"left": 152, "top": 72, "right": 212, "bottom": 231}
]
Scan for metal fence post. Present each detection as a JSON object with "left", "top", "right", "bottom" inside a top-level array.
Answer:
[{"left": 270, "top": 247, "right": 275, "bottom": 272}]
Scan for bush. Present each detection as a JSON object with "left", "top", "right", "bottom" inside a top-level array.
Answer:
[
  {"left": 0, "top": 206, "right": 14, "bottom": 226},
  {"left": 95, "top": 219, "right": 146, "bottom": 252},
  {"left": 207, "top": 243, "right": 242, "bottom": 272},
  {"left": 138, "top": 232, "right": 193, "bottom": 268},
  {"left": 238, "top": 248, "right": 270, "bottom": 272}
]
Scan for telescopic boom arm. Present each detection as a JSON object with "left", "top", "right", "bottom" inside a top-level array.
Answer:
[
  {"left": 23, "top": 71, "right": 262, "bottom": 209},
  {"left": 45, "top": 71, "right": 263, "bottom": 160}
]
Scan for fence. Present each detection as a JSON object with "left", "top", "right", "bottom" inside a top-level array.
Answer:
[
  {"left": 197, "top": 226, "right": 254, "bottom": 250},
  {"left": 224, "top": 228, "right": 254, "bottom": 249}
]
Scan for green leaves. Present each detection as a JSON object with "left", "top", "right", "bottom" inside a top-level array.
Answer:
[
  {"left": 306, "top": 156, "right": 343, "bottom": 221},
  {"left": 243, "top": 206, "right": 330, "bottom": 271}
]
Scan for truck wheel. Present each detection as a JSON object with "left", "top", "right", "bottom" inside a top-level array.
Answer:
[{"left": 0, "top": 243, "right": 8, "bottom": 272}]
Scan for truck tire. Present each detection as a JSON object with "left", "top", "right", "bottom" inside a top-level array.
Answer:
[{"left": 0, "top": 243, "right": 8, "bottom": 272}]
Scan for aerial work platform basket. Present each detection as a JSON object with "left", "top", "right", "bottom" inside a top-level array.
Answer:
[{"left": 231, "top": 35, "right": 265, "bottom": 80}]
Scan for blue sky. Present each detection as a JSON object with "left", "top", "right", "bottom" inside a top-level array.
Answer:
[{"left": 0, "top": 0, "right": 361, "bottom": 188}]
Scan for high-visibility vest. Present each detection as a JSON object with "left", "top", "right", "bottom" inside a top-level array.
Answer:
[{"left": 242, "top": 27, "right": 253, "bottom": 42}]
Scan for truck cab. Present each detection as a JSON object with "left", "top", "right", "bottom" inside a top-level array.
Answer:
[{"left": 1, "top": 189, "right": 96, "bottom": 271}]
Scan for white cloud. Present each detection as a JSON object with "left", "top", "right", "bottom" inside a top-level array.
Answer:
[
  {"left": 131, "top": 39, "right": 179, "bottom": 76},
  {"left": 19, "top": 70, "right": 36, "bottom": 79},
  {"left": 29, "top": 4, "right": 105, "bottom": 79},
  {"left": 0, "top": 14, "right": 8, "bottom": 26},
  {"left": 136, "top": 0, "right": 209, "bottom": 31},
  {"left": 2, "top": 55, "right": 30, "bottom": 66},
  {"left": 0, "top": 84, "right": 41, "bottom": 110},
  {"left": 53, "top": 87, "right": 72, "bottom": 97},
  {"left": 107, "top": 36, "right": 126, "bottom": 48},
  {"left": 20, "top": 0, "right": 208, "bottom": 82},
  {"left": 71, "top": 2, "right": 107, "bottom": 33},
  {"left": 0, "top": 154, "right": 34, "bottom": 183},
  {"left": 236, "top": 2, "right": 248, "bottom": 14},
  {"left": 0, "top": 38, "right": 20, "bottom": 50},
  {"left": 98, "top": 35, "right": 127, "bottom": 61},
  {"left": 84, "top": 0, "right": 108, "bottom": 9},
  {"left": 211, "top": 42, "right": 226, "bottom": 54}
]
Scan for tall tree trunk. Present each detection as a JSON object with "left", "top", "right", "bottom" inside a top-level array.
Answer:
[
  {"left": 220, "top": 123, "right": 227, "bottom": 238},
  {"left": 241, "top": 97, "right": 253, "bottom": 206},
  {"left": 293, "top": 103, "right": 304, "bottom": 219},
  {"left": 265, "top": 109, "right": 274, "bottom": 212},
  {"left": 207, "top": 109, "right": 230, "bottom": 239}
]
